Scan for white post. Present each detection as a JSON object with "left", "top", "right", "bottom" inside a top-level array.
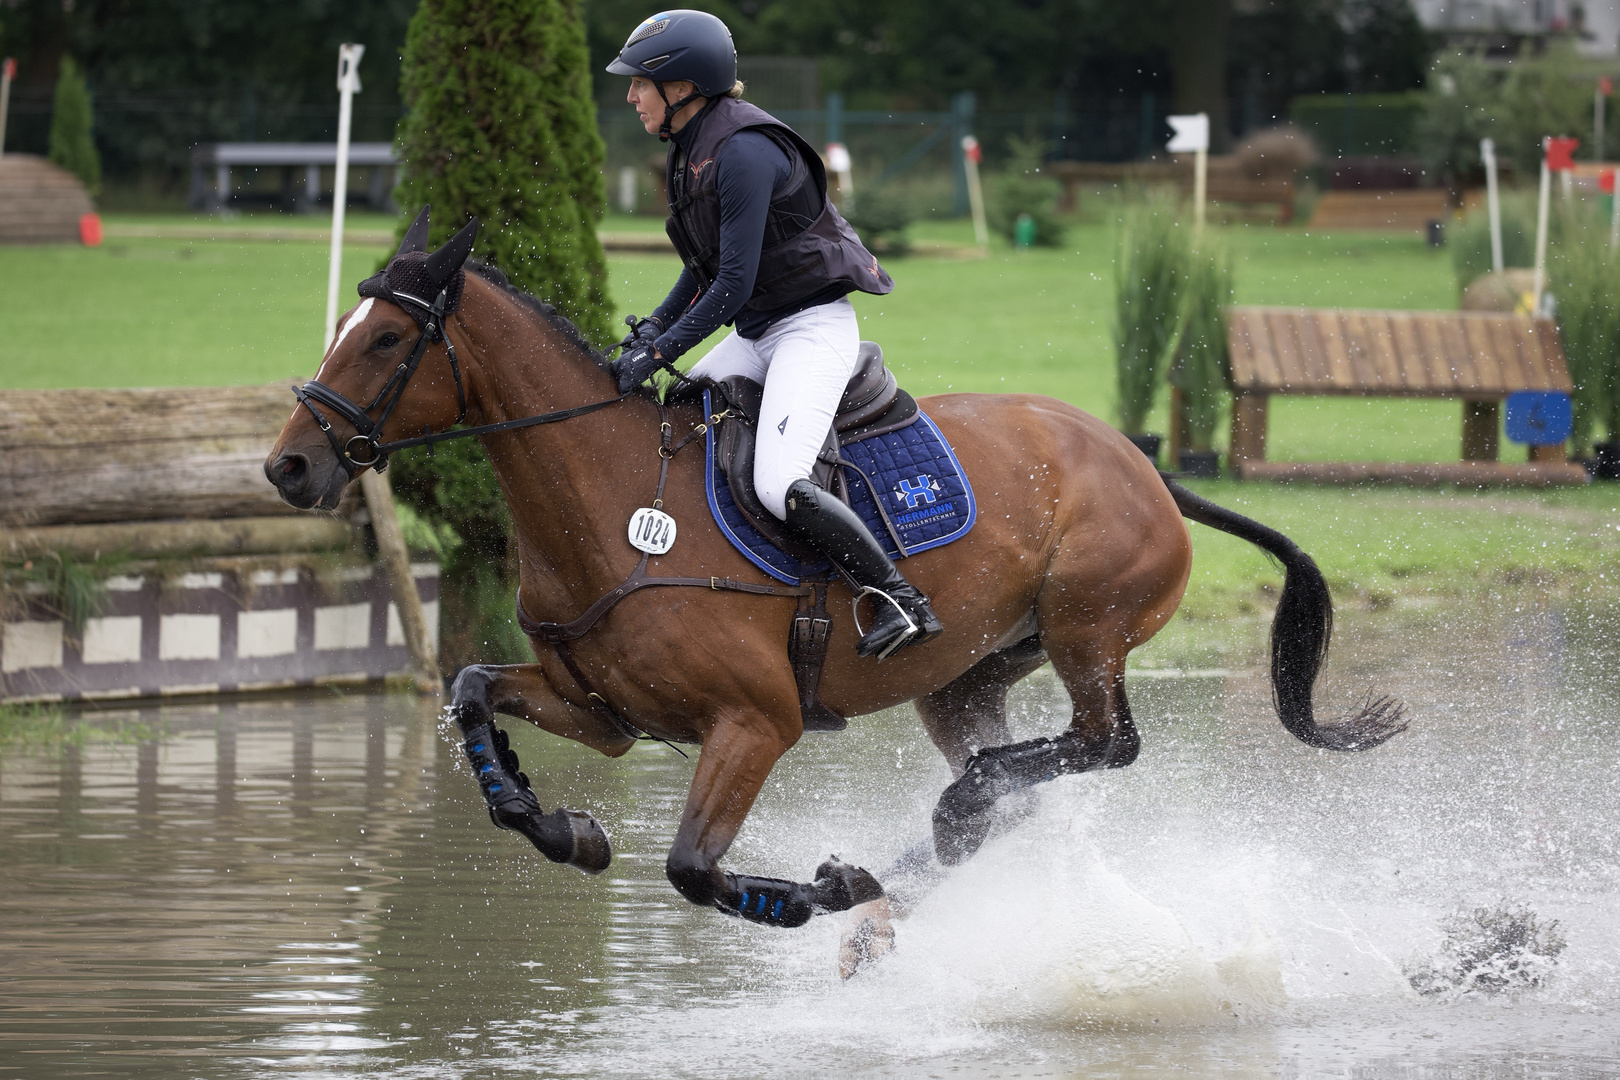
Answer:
[
  {"left": 1194, "top": 143, "right": 1208, "bottom": 239},
  {"left": 0, "top": 58, "right": 15, "bottom": 158},
  {"left": 1482, "top": 137, "right": 1504, "bottom": 273},
  {"left": 1598, "top": 83, "right": 1608, "bottom": 165},
  {"left": 1610, "top": 168, "right": 1620, "bottom": 255},
  {"left": 1533, "top": 143, "right": 1551, "bottom": 317},
  {"left": 826, "top": 142, "right": 855, "bottom": 214},
  {"left": 324, "top": 43, "right": 365, "bottom": 349},
  {"left": 1167, "top": 113, "right": 1211, "bottom": 240},
  {"left": 617, "top": 165, "right": 637, "bottom": 213},
  {"left": 962, "top": 135, "right": 989, "bottom": 251}
]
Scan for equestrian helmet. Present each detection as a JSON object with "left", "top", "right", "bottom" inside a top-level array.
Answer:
[{"left": 606, "top": 9, "right": 737, "bottom": 97}]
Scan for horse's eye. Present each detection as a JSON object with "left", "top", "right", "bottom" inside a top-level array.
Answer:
[{"left": 376, "top": 333, "right": 401, "bottom": 350}]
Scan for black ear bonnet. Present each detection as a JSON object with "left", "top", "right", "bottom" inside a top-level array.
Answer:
[{"left": 357, "top": 206, "right": 479, "bottom": 333}]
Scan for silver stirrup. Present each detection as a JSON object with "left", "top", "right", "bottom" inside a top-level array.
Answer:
[{"left": 850, "top": 586, "right": 919, "bottom": 660}]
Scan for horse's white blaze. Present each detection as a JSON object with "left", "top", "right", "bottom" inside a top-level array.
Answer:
[{"left": 317, "top": 297, "right": 376, "bottom": 379}]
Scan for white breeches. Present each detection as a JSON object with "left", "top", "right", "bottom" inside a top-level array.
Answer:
[{"left": 687, "top": 297, "right": 859, "bottom": 519}]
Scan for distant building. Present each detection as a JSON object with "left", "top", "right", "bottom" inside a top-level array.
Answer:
[{"left": 1410, "top": 0, "right": 1620, "bottom": 58}]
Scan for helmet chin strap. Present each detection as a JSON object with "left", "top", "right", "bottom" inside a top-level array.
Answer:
[{"left": 656, "top": 82, "right": 704, "bottom": 142}]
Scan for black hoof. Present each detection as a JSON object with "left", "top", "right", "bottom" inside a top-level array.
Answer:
[
  {"left": 932, "top": 803, "right": 992, "bottom": 866},
  {"left": 812, "top": 856, "right": 885, "bottom": 912},
  {"left": 553, "top": 808, "right": 612, "bottom": 874}
]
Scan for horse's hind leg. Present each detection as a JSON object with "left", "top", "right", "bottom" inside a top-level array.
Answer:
[
  {"left": 839, "top": 636, "right": 1052, "bottom": 977},
  {"left": 447, "top": 663, "right": 632, "bottom": 874},
  {"left": 916, "top": 634, "right": 1048, "bottom": 776},
  {"left": 930, "top": 629, "right": 1139, "bottom": 866},
  {"left": 882, "top": 636, "right": 1049, "bottom": 907}
]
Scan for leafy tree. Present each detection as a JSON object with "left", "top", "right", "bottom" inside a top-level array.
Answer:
[
  {"left": 389, "top": 0, "right": 612, "bottom": 668},
  {"left": 395, "top": 0, "right": 611, "bottom": 344},
  {"left": 49, "top": 55, "right": 101, "bottom": 196},
  {"left": 989, "top": 135, "right": 1064, "bottom": 246}
]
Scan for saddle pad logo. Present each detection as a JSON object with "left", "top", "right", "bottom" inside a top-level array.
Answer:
[{"left": 894, "top": 474, "right": 940, "bottom": 509}]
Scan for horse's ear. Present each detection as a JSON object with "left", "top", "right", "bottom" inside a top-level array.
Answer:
[
  {"left": 426, "top": 217, "right": 479, "bottom": 285},
  {"left": 395, "top": 205, "right": 431, "bottom": 259}
]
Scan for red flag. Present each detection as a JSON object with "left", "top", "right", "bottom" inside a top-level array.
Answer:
[
  {"left": 1, "top": 58, "right": 15, "bottom": 81},
  {"left": 962, "top": 135, "right": 983, "bottom": 164},
  {"left": 1545, "top": 136, "right": 1580, "bottom": 171},
  {"left": 1603, "top": 169, "right": 1617, "bottom": 195},
  {"left": 1602, "top": 76, "right": 1614, "bottom": 96}
]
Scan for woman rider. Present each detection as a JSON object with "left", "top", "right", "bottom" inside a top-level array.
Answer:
[{"left": 607, "top": 9, "right": 943, "bottom": 660}]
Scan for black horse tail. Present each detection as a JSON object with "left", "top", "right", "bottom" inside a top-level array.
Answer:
[{"left": 1163, "top": 478, "right": 1408, "bottom": 752}]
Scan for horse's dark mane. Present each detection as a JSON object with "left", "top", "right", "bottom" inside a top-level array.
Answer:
[{"left": 465, "top": 259, "right": 610, "bottom": 371}]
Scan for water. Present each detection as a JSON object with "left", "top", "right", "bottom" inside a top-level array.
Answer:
[{"left": 3, "top": 597, "right": 1619, "bottom": 1078}]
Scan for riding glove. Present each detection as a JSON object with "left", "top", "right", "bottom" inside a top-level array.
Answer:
[
  {"left": 612, "top": 342, "right": 664, "bottom": 393},
  {"left": 627, "top": 314, "right": 664, "bottom": 347}
]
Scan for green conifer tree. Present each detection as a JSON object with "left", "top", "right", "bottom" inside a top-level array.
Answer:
[
  {"left": 388, "top": 0, "right": 613, "bottom": 668},
  {"left": 49, "top": 57, "right": 101, "bottom": 197},
  {"left": 394, "top": 0, "right": 612, "bottom": 343}
]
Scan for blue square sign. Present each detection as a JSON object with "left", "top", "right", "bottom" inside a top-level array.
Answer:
[{"left": 1505, "top": 391, "right": 1573, "bottom": 445}]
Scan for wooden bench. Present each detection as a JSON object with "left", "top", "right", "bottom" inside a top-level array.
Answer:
[{"left": 1224, "top": 307, "right": 1588, "bottom": 485}]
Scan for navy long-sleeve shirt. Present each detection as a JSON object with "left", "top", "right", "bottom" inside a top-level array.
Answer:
[{"left": 650, "top": 125, "right": 845, "bottom": 361}]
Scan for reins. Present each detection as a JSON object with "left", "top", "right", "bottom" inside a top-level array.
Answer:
[{"left": 295, "top": 289, "right": 813, "bottom": 751}]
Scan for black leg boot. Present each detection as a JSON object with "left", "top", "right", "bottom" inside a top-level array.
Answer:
[{"left": 783, "top": 479, "right": 943, "bottom": 659}]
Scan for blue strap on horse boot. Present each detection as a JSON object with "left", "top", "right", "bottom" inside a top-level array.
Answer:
[
  {"left": 782, "top": 479, "right": 943, "bottom": 659},
  {"left": 719, "top": 856, "right": 884, "bottom": 928},
  {"left": 459, "top": 720, "right": 612, "bottom": 874}
]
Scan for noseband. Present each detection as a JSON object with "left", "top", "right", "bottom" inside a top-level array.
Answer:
[{"left": 291, "top": 287, "right": 632, "bottom": 474}]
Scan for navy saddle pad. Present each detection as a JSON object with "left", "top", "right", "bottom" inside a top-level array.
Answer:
[{"left": 703, "top": 389, "right": 977, "bottom": 585}]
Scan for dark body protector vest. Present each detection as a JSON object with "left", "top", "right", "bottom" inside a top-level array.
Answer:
[{"left": 665, "top": 96, "right": 893, "bottom": 316}]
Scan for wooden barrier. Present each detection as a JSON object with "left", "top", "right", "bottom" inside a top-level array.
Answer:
[
  {"left": 1, "top": 383, "right": 440, "bottom": 702},
  {"left": 1306, "top": 190, "right": 1450, "bottom": 232},
  {"left": 1224, "top": 306, "right": 1585, "bottom": 485},
  {"left": 0, "top": 384, "right": 358, "bottom": 527}
]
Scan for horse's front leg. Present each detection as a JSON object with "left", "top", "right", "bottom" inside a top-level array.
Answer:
[
  {"left": 448, "top": 663, "right": 633, "bottom": 874},
  {"left": 666, "top": 714, "right": 884, "bottom": 928}
]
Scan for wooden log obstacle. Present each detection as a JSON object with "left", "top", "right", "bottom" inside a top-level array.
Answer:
[
  {"left": 0, "top": 384, "right": 440, "bottom": 703},
  {"left": 1224, "top": 307, "right": 1588, "bottom": 486}
]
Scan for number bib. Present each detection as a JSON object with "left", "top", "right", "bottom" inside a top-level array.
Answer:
[{"left": 627, "top": 507, "right": 677, "bottom": 555}]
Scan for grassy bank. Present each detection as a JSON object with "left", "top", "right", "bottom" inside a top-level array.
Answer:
[
  {"left": 6, "top": 215, "right": 1469, "bottom": 464},
  {"left": 2, "top": 212, "right": 1614, "bottom": 638}
]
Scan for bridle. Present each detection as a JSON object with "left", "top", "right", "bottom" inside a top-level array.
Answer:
[{"left": 290, "top": 285, "right": 627, "bottom": 475}]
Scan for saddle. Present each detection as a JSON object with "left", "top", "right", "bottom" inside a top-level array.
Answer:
[
  {"left": 713, "top": 341, "right": 919, "bottom": 561},
  {"left": 711, "top": 341, "right": 919, "bottom": 734}
]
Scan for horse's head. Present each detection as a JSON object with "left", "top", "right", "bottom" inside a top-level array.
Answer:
[{"left": 266, "top": 207, "right": 478, "bottom": 510}]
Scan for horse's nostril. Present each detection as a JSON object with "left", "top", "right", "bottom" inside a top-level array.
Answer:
[{"left": 270, "top": 454, "right": 309, "bottom": 489}]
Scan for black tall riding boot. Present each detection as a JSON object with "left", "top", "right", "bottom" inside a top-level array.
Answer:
[{"left": 783, "top": 479, "right": 944, "bottom": 659}]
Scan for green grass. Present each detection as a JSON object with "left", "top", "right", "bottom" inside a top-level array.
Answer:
[{"left": 4, "top": 211, "right": 1616, "bottom": 631}]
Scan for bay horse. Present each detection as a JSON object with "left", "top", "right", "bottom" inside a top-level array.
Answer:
[{"left": 266, "top": 211, "right": 1405, "bottom": 947}]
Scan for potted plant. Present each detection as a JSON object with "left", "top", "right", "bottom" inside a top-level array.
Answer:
[
  {"left": 1548, "top": 202, "right": 1620, "bottom": 477},
  {"left": 1168, "top": 242, "right": 1233, "bottom": 477},
  {"left": 1113, "top": 193, "right": 1189, "bottom": 466}
]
